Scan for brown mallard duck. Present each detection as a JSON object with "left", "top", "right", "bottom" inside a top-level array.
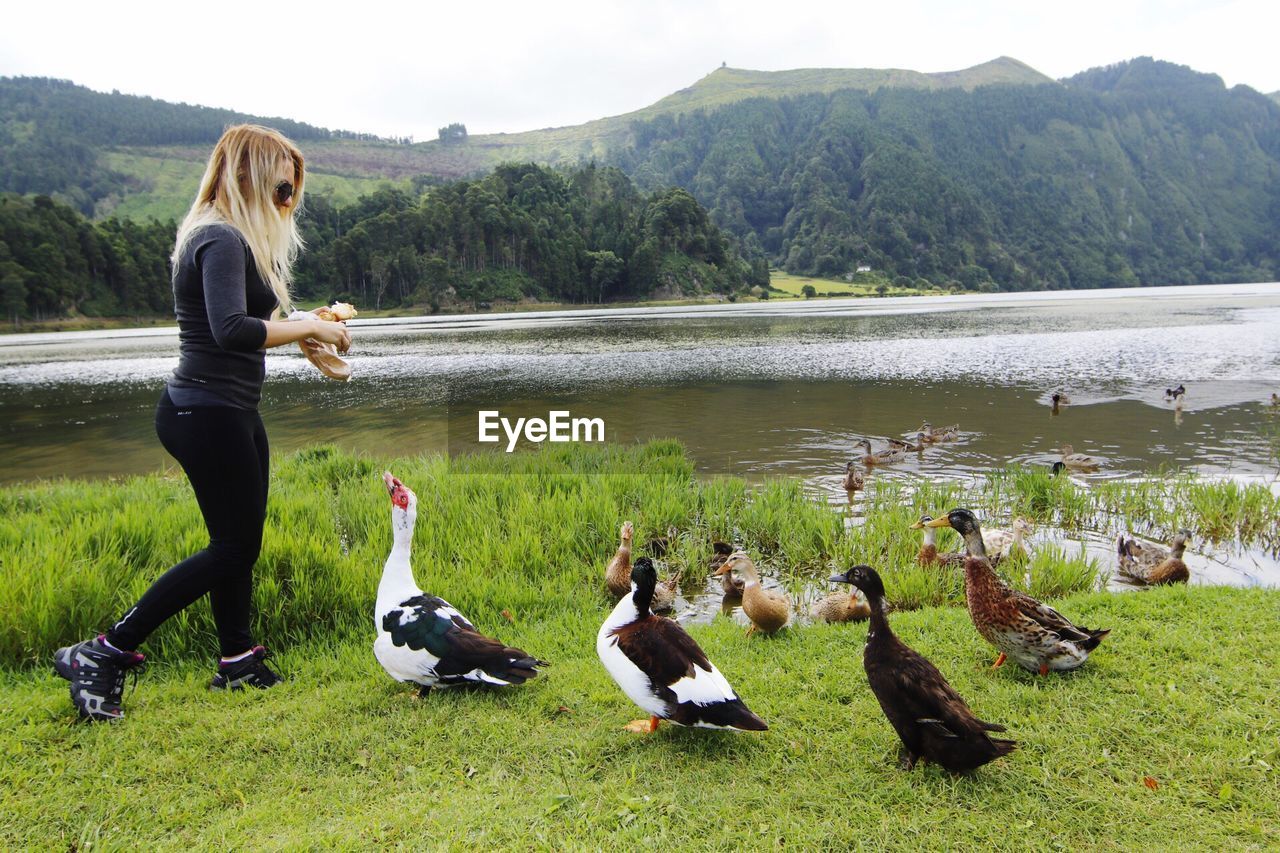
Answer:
[
  {"left": 841, "top": 461, "right": 864, "bottom": 493},
  {"left": 710, "top": 541, "right": 745, "bottom": 595},
  {"left": 1117, "top": 531, "right": 1191, "bottom": 585},
  {"left": 919, "top": 422, "right": 960, "bottom": 443},
  {"left": 909, "top": 515, "right": 965, "bottom": 567},
  {"left": 925, "top": 509, "right": 1109, "bottom": 674},
  {"left": 810, "top": 588, "right": 871, "bottom": 623},
  {"left": 605, "top": 521, "right": 634, "bottom": 597},
  {"left": 982, "top": 517, "right": 1032, "bottom": 560},
  {"left": 889, "top": 432, "right": 928, "bottom": 453},
  {"left": 1059, "top": 445, "right": 1100, "bottom": 471},
  {"left": 829, "top": 565, "right": 1017, "bottom": 772},
  {"left": 715, "top": 552, "right": 791, "bottom": 636},
  {"left": 855, "top": 439, "right": 906, "bottom": 466},
  {"left": 650, "top": 568, "right": 682, "bottom": 613}
]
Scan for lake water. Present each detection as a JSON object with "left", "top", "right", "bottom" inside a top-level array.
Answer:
[{"left": 2, "top": 283, "right": 1278, "bottom": 592}]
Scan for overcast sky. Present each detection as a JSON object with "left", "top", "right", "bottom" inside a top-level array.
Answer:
[{"left": 3, "top": 0, "right": 1277, "bottom": 141}]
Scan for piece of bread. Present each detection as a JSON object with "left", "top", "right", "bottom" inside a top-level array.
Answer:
[{"left": 289, "top": 303, "right": 357, "bottom": 381}]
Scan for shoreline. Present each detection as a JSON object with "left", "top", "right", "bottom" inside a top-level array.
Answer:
[{"left": 4, "top": 280, "right": 1278, "bottom": 345}]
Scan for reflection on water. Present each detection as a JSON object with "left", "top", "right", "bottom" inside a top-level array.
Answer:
[{"left": 2, "top": 284, "right": 1278, "bottom": 587}]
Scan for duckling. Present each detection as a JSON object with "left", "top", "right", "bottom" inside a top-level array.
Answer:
[
  {"left": 919, "top": 422, "right": 960, "bottom": 443},
  {"left": 1270, "top": 392, "right": 1279, "bottom": 407},
  {"left": 855, "top": 438, "right": 906, "bottom": 466},
  {"left": 715, "top": 552, "right": 791, "bottom": 636},
  {"left": 830, "top": 565, "right": 1017, "bottom": 772},
  {"left": 810, "top": 587, "right": 872, "bottom": 623},
  {"left": 982, "top": 517, "right": 1033, "bottom": 560},
  {"left": 1117, "top": 531, "right": 1191, "bottom": 585},
  {"left": 1051, "top": 392, "right": 1071, "bottom": 406},
  {"left": 1050, "top": 461, "right": 1067, "bottom": 477},
  {"left": 1165, "top": 384, "right": 1185, "bottom": 401},
  {"left": 1059, "top": 444, "right": 1100, "bottom": 471},
  {"left": 910, "top": 515, "right": 965, "bottom": 567},
  {"left": 841, "top": 461, "right": 865, "bottom": 493},
  {"left": 925, "top": 509, "right": 1109, "bottom": 674},
  {"left": 605, "top": 521, "right": 635, "bottom": 597}
]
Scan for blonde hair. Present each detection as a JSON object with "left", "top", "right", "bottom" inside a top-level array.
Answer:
[{"left": 172, "top": 124, "right": 305, "bottom": 316}]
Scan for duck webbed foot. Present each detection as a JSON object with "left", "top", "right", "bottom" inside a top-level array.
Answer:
[
  {"left": 898, "top": 746, "right": 923, "bottom": 771},
  {"left": 417, "top": 685, "right": 433, "bottom": 698},
  {"left": 991, "top": 652, "right": 1007, "bottom": 669},
  {"left": 623, "top": 716, "right": 661, "bottom": 734}
]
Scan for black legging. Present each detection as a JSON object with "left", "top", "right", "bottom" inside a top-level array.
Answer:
[{"left": 106, "top": 389, "right": 269, "bottom": 656}]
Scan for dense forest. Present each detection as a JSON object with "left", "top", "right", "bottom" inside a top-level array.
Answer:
[
  {"left": 616, "top": 58, "right": 1280, "bottom": 289},
  {"left": 0, "top": 163, "right": 760, "bottom": 323}
]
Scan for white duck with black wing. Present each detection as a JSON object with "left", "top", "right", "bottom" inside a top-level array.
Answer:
[
  {"left": 596, "top": 557, "right": 767, "bottom": 734},
  {"left": 374, "top": 472, "right": 545, "bottom": 694}
]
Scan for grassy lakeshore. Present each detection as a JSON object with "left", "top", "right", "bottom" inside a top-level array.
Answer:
[{"left": 2, "top": 443, "right": 1279, "bottom": 848}]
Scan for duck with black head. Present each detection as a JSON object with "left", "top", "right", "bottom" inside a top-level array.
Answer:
[
  {"left": 830, "top": 564, "right": 1017, "bottom": 772},
  {"left": 597, "top": 558, "right": 768, "bottom": 734}
]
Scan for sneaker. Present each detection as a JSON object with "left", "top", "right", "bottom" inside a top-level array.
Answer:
[
  {"left": 209, "top": 646, "right": 282, "bottom": 691},
  {"left": 53, "top": 636, "right": 146, "bottom": 722}
]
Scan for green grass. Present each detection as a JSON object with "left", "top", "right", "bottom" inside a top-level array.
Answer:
[
  {"left": 2, "top": 587, "right": 1276, "bottom": 848},
  {"left": 96, "top": 148, "right": 415, "bottom": 223},
  {"left": 767, "top": 270, "right": 943, "bottom": 299},
  {"left": 3, "top": 442, "right": 1278, "bottom": 847}
]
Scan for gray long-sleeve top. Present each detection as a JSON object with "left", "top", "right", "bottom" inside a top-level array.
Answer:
[{"left": 167, "top": 223, "right": 278, "bottom": 409}]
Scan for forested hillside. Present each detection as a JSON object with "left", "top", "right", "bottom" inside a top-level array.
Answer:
[
  {"left": 1, "top": 163, "right": 759, "bottom": 322},
  {"left": 4, "top": 56, "right": 1279, "bottom": 316},
  {"left": 617, "top": 58, "right": 1280, "bottom": 288}
]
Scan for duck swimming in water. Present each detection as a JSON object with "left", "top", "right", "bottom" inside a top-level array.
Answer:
[{"left": 1117, "top": 531, "right": 1191, "bottom": 585}]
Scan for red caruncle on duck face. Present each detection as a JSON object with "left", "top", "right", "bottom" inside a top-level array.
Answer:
[{"left": 382, "top": 471, "right": 414, "bottom": 510}]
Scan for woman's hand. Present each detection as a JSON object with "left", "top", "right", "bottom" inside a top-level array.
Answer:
[
  {"left": 261, "top": 317, "right": 352, "bottom": 351},
  {"left": 308, "top": 319, "right": 351, "bottom": 353}
]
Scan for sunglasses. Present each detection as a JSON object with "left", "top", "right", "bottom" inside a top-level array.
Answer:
[{"left": 274, "top": 180, "right": 294, "bottom": 205}]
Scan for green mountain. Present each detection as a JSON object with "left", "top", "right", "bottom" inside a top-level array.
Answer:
[
  {"left": 0, "top": 58, "right": 1053, "bottom": 220},
  {"left": 617, "top": 57, "right": 1280, "bottom": 287},
  {"left": 3, "top": 56, "right": 1279, "bottom": 292}
]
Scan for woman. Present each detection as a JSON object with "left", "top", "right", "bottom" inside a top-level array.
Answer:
[{"left": 53, "top": 125, "right": 351, "bottom": 721}]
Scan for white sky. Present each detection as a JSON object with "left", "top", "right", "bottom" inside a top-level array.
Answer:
[{"left": 2, "top": 0, "right": 1277, "bottom": 141}]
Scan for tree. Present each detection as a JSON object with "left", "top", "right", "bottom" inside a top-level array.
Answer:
[
  {"left": 801, "top": 284, "right": 817, "bottom": 298},
  {"left": 438, "top": 123, "right": 468, "bottom": 144},
  {"left": 585, "top": 250, "right": 624, "bottom": 303}
]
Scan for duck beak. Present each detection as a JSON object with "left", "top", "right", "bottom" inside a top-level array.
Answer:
[
  {"left": 923, "top": 516, "right": 952, "bottom": 529},
  {"left": 828, "top": 573, "right": 850, "bottom": 584},
  {"left": 714, "top": 563, "right": 731, "bottom": 577},
  {"left": 382, "top": 471, "right": 399, "bottom": 495},
  {"left": 909, "top": 519, "right": 925, "bottom": 529}
]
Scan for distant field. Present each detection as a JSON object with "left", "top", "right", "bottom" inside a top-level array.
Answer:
[
  {"left": 768, "top": 271, "right": 941, "bottom": 298},
  {"left": 97, "top": 148, "right": 417, "bottom": 222}
]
